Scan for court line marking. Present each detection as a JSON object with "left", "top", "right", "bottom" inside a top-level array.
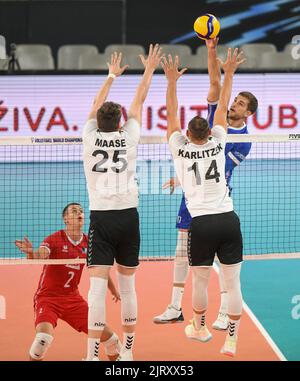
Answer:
[{"left": 213, "top": 263, "right": 287, "bottom": 361}]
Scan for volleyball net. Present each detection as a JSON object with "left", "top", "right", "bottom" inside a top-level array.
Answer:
[{"left": 1, "top": 134, "right": 300, "bottom": 264}]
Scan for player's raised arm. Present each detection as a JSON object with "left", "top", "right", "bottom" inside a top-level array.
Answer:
[
  {"left": 87, "top": 52, "right": 128, "bottom": 121},
  {"left": 161, "top": 55, "right": 187, "bottom": 141},
  {"left": 206, "top": 38, "right": 221, "bottom": 103},
  {"left": 128, "top": 43, "right": 163, "bottom": 125},
  {"left": 213, "top": 48, "right": 245, "bottom": 131},
  {"left": 15, "top": 237, "right": 50, "bottom": 259}
]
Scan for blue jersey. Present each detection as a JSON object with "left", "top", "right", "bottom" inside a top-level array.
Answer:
[
  {"left": 176, "top": 102, "right": 251, "bottom": 230},
  {"left": 207, "top": 102, "right": 251, "bottom": 186}
]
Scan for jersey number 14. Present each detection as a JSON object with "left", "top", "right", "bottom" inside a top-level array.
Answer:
[{"left": 188, "top": 159, "right": 220, "bottom": 185}]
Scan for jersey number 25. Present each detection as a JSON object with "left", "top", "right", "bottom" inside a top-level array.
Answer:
[{"left": 92, "top": 150, "right": 128, "bottom": 173}]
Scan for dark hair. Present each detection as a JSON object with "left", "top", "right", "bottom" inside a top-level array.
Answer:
[
  {"left": 62, "top": 203, "right": 81, "bottom": 218},
  {"left": 97, "top": 101, "right": 122, "bottom": 132},
  {"left": 188, "top": 116, "right": 210, "bottom": 140},
  {"left": 238, "top": 91, "right": 258, "bottom": 114}
]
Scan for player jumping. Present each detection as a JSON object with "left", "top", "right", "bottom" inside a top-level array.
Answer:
[{"left": 154, "top": 38, "right": 257, "bottom": 330}]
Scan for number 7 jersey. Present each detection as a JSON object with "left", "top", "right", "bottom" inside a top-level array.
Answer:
[
  {"left": 83, "top": 118, "right": 140, "bottom": 211},
  {"left": 169, "top": 126, "right": 233, "bottom": 218}
]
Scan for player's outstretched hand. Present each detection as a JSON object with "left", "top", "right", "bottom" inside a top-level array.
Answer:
[
  {"left": 15, "top": 236, "right": 33, "bottom": 258},
  {"left": 162, "top": 177, "right": 180, "bottom": 194},
  {"left": 108, "top": 278, "right": 121, "bottom": 303},
  {"left": 161, "top": 55, "right": 187, "bottom": 82},
  {"left": 218, "top": 48, "right": 246, "bottom": 74},
  {"left": 206, "top": 37, "right": 219, "bottom": 50},
  {"left": 107, "top": 52, "right": 129, "bottom": 77},
  {"left": 139, "top": 43, "right": 164, "bottom": 71},
  {"left": 111, "top": 288, "right": 121, "bottom": 303}
]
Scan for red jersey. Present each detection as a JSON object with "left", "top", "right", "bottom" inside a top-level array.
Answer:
[{"left": 34, "top": 230, "right": 87, "bottom": 298}]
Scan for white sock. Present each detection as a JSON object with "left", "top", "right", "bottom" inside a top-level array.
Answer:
[
  {"left": 87, "top": 338, "right": 100, "bottom": 360},
  {"left": 194, "top": 312, "right": 206, "bottom": 330},
  {"left": 122, "top": 332, "right": 135, "bottom": 353},
  {"left": 228, "top": 319, "right": 241, "bottom": 337},
  {"left": 171, "top": 286, "right": 184, "bottom": 310}
]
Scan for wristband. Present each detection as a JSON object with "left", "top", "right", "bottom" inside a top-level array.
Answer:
[{"left": 108, "top": 73, "right": 116, "bottom": 79}]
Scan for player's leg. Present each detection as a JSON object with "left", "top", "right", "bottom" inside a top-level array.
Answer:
[
  {"left": 101, "top": 326, "right": 122, "bottom": 361},
  {"left": 211, "top": 181, "right": 234, "bottom": 330},
  {"left": 153, "top": 230, "right": 189, "bottom": 323},
  {"left": 185, "top": 265, "right": 213, "bottom": 342},
  {"left": 184, "top": 216, "right": 215, "bottom": 342},
  {"left": 219, "top": 262, "right": 242, "bottom": 356},
  {"left": 86, "top": 212, "right": 116, "bottom": 361},
  {"left": 115, "top": 208, "right": 140, "bottom": 361},
  {"left": 30, "top": 298, "right": 59, "bottom": 361},
  {"left": 217, "top": 211, "right": 243, "bottom": 357},
  {"left": 116, "top": 265, "right": 138, "bottom": 361},
  {"left": 212, "top": 261, "right": 229, "bottom": 330},
  {"left": 29, "top": 323, "right": 54, "bottom": 361},
  {"left": 86, "top": 265, "right": 111, "bottom": 361},
  {"left": 153, "top": 196, "right": 190, "bottom": 324},
  {"left": 62, "top": 295, "right": 121, "bottom": 361}
]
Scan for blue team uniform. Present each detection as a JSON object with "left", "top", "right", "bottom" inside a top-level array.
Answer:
[{"left": 176, "top": 102, "right": 252, "bottom": 230}]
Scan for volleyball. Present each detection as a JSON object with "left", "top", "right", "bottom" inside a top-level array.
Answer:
[{"left": 194, "top": 14, "right": 220, "bottom": 40}]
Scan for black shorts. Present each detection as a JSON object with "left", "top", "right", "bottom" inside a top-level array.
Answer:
[
  {"left": 87, "top": 208, "right": 140, "bottom": 268},
  {"left": 188, "top": 211, "right": 243, "bottom": 266}
]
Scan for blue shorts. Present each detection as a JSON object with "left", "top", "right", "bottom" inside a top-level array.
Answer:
[
  {"left": 176, "top": 196, "right": 192, "bottom": 230},
  {"left": 176, "top": 184, "right": 233, "bottom": 230}
]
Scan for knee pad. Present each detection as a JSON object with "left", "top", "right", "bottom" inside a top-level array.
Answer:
[
  {"left": 29, "top": 332, "right": 53, "bottom": 360},
  {"left": 174, "top": 258, "right": 189, "bottom": 284},
  {"left": 221, "top": 263, "right": 241, "bottom": 291},
  {"left": 175, "top": 231, "right": 188, "bottom": 259},
  {"left": 117, "top": 272, "right": 137, "bottom": 326},
  {"left": 192, "top": 267, "right": 211, "bottom": 312},
  {"left": 221, "top": 263, "right": 243, "bottom": 316},
  {"left": 88, "top": 277, "right": 108, "bottom": 331},
  {"left": 218, "top": 265, "right": 227, "bottom": 293}
]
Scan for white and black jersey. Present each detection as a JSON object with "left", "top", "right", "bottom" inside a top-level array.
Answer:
[
  {"left": 83, "top": 117, "right": 141, "bottom": 268},
  {"left": 169, "top": 125, "right": 242, "bottom": 267},
  {"left": 169, "top": 125, "right": 233, "bottom": 218},
  {"left": 83, "top": 118, "right": 140, "bottom": 211}
]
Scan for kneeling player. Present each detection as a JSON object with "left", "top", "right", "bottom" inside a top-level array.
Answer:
[{"left": 15, "top": 203, "right": 121, "bottom": 361}]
